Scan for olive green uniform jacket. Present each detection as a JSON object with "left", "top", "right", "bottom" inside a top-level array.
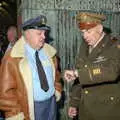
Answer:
[{"left": 70, "top": 34, "right": 120, "bottom": 120}]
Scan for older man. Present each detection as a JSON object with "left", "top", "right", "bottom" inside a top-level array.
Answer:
[
  {"left": 0, "top": 15, "right": 62, "bottom": 120},
  {"left": 64, "top": 12, "right": 120, "bottom": 120},
  {"left": 6, "top": 25, "right": 17, "bottom": 51}
]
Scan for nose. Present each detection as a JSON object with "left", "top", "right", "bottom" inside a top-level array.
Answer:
[
  {"left": 83, "top": 32, "right": 88, "bottom": 40},
  {"left": 41, "top": 32, "right": 46, "bottom": 39}
]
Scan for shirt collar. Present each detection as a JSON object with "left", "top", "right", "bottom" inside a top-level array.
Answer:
[{"left": 93, "top": 32, "right": 105, "bottom": 48}]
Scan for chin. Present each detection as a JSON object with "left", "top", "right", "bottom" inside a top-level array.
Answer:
[
  {"left": 86, "top": 42, "right": 90, "bottom": 45},
  {"left": 38, "top": 45, "right": 44, "bottom": 49}
]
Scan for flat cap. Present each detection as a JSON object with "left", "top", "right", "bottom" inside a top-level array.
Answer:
[
  {"left": 22, "top": 15, "right": 50, "bottom": 31},
  {"left": 76, "top": 12, "right": 106, "bottom": 30}
]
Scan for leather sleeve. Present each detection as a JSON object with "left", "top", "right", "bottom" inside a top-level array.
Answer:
[
  {"left": 0, "top": 54, "right": 22, "bottom": 118},
  {"left": 53, "top": 56, "right": 62, "bottom": 93}
]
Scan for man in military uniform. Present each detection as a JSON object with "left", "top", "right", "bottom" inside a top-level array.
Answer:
[{"left": 64, "top": 12, "right": 120, "bottom": 120}]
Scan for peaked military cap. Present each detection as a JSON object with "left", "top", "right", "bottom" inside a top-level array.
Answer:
[
  {"left": 22, "top": 15, "right": 50, "bottom": 31},
  {"left": 76, "top": 12, "right": 106, "bottom": 30}
]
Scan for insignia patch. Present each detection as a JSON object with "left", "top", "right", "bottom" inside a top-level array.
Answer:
[
  {"left": 93, "top": 56, "right": 107, "bottom": 63},
  {"left": 93, "top": 68, "right": 101, "bottom": 75}
]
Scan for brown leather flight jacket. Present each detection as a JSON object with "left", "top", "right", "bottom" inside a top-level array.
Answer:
[{"left": 0, "top": 37, "right": 62, "bottom": 120}]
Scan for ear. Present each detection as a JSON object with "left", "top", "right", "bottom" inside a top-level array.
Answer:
[
  {"left": 24, "top": 30, "right": 30, "bottom": 40},
  {"left": 96, "top": 24, "right": 103, "bottom": 34}
]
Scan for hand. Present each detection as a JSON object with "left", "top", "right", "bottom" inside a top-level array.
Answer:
[
  {"left": 68, "top": 107, "right": 77, "bottom": 118},
  {"left": 64, "top": 70, "right": 77, "bottom": 82}
]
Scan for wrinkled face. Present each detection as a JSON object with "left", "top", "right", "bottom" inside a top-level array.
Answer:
[
  {"left": 7, "top": 26, "right": 17, "bottom": 42},
  {"left": 25, "top": 29, "right": 46, "bottom": 50},
  {"left": 81, "top": 25, "right": 103, "bottom": 46}
]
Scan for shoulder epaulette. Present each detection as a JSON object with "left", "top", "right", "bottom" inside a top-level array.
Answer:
[
  {"left": 110, "top": 36, "right": 118, "bottom": 43},
  {"left": 112, "top": 36, "right": 120, "bottom": 49}
]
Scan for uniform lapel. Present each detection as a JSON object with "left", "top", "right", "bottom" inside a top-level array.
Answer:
[
  {"left": 88, "top": 35, "right": 109, "bottom": 60},
  {"left": 79, "top": 41, "right": 89, "bottom": 59}
]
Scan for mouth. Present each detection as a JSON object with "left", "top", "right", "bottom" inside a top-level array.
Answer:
[
  {"left": 39, "top": 39, "right": 44, "bottom": 43},
  {"left": 85, "top": 40, "right": 91, "bottom": 45}
]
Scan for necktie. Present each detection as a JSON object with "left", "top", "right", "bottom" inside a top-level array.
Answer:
[
  {"left": 35, "top": 51, "right": 49, "bottom": 92},
  {"left": 89, "top": 46, "right": 94, "bottom": 54}
]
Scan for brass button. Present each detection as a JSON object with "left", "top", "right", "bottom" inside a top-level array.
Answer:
[
  {"left": 84, "top": 65, "right": 87, "bottom": 68},
  {"left": 85, "top": 90, "right": 88, "bottom": 94},
  {"left": 110, "top": 96, "right": 114, "bottom": 101}
]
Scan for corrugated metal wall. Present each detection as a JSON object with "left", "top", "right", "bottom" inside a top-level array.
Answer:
[
  {"left": 20, "top": 0, "right": 120, "bottom": 71},
  {"left": 19, "top": 0, "right": 120, "bottom": 119}
]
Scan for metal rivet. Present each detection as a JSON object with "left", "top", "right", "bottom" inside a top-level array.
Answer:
[
  {"left": 84, "top": 65, "right": 87, "bottom": 68},
  {"left": 110, "top": 96, "right": 114, "bottom": 101}
]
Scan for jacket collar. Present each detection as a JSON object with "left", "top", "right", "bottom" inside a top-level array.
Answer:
[
  {"left": 88, "top": 34, "right": 110, "bottom": 59},
  {"left": 11, "top": 36, "right": 56, "bottom": 58}
]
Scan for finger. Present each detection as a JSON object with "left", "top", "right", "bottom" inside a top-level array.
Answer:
[
  {"left": 65, "top": 74, "right": 73, "bottom": 81},
  {"left": 68, "top": 112, "right": 75, "bottom": 118},
  {"left": 69, "top": 113, "right": 77, "bottom": 118}
]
